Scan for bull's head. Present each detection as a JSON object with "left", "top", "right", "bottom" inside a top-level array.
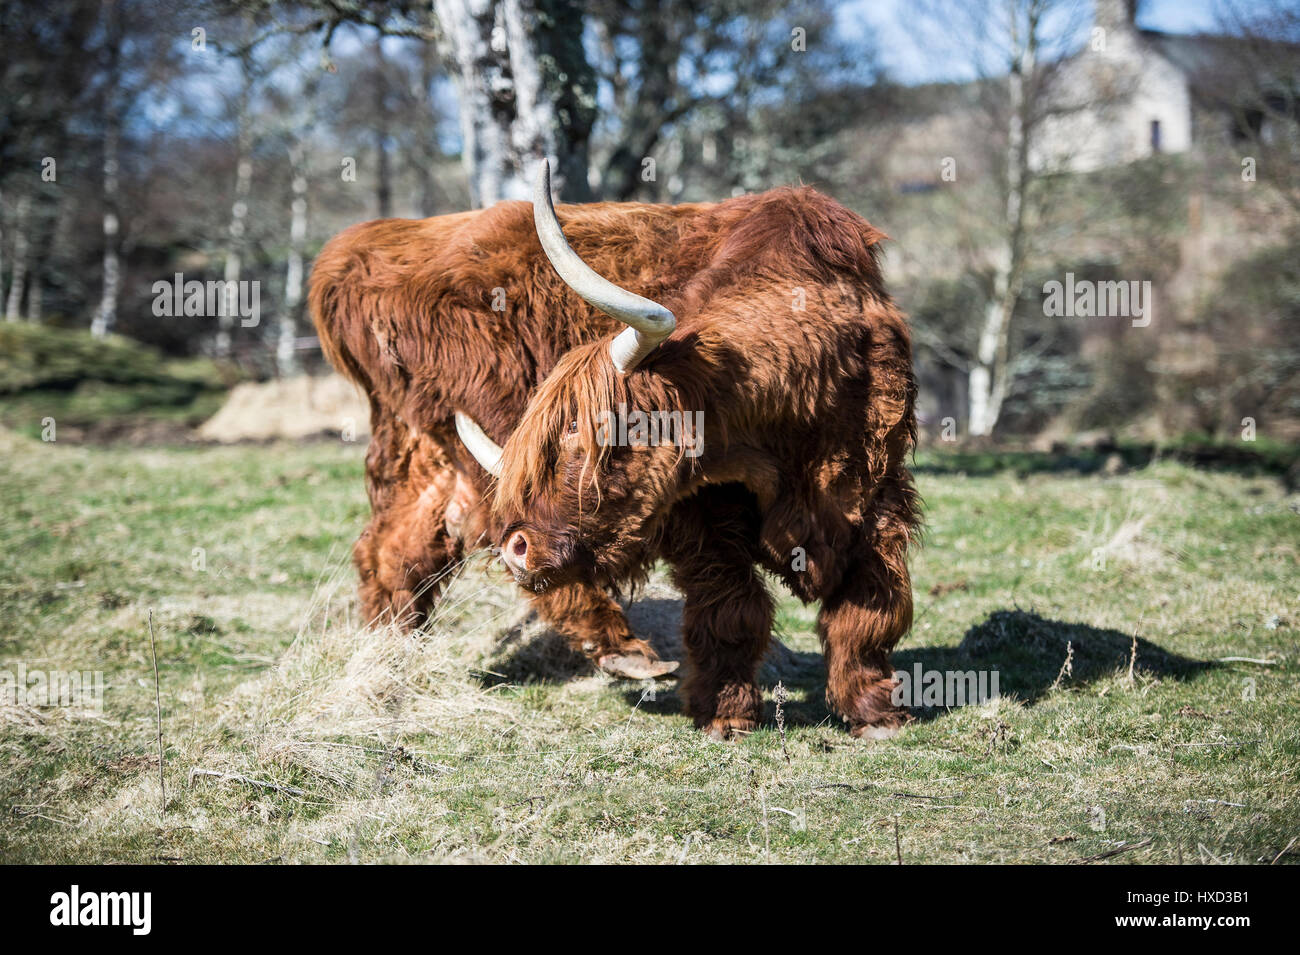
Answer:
[{"left": 456, "top": 160, "right": 693, "bottom": 591}]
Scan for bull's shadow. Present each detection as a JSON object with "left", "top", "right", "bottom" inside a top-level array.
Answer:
[
  {"left": 482, "top": 593, "right": 821, "bottom": 688},
  {"left": 484, "top": 597, "right": 1212, "bottom": 727},
  {"left": 891, "top": 609, "right": 1213, "bottom": 724},
  {"left": 482, "top": 594, "right": 811, "bottom": 687}
]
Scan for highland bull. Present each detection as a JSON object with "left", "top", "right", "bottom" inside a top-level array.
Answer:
[{"left": 313, "top": 161, "right": 920, "bottom": 739}]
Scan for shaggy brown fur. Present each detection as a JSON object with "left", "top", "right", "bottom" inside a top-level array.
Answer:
[
  {"left": 309, "top": 200, "right": 700, "bottom": 666},
  {"left": 490, "top": 186, "right": 921, "bottom": 738}
]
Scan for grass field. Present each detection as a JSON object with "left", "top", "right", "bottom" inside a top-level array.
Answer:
[{"left": 1, "top": 425, "right": 1296, "bottom": 864}]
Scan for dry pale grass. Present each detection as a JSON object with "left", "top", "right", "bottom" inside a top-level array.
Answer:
[
  {"left": 1074, "top": 481, "right": 1179, "bottom": 571},
  {"left": 0, "top": 702, "right": 110, "bottom": 731},
  {"left": 0, "top": 700, "right": 54, "bottom": 731},
  {"left": 197, "top": 374, "right": 370, "bottom": 443},
  {"left": 213, "top": 562, "right": 556, "bottom": 793}
]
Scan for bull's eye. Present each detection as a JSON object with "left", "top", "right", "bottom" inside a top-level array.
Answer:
[{"left": 567, "top": 419, "right": 579, "bottom": 435}]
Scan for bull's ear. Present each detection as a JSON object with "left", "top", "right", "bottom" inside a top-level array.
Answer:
[
  {"left": 532, "top": 159, "right": 676, "bottom": 374},
  {"left": 455, "top": 412, "right": 503, "bottom": 478}
]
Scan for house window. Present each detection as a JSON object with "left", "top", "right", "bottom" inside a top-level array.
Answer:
[{"left": 1150, "top": 119, "right": 1162, "bottom": 153}]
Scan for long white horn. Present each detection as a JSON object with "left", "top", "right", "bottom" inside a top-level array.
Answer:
[
  {"left": 533, "top": 159, "right": 676, "bottom": 373},
  {"left": 455, "top": 411, "right": 502, "bottom": 478}
]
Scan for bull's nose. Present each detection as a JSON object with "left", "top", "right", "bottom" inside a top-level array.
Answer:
[{"left": 501, "top": 530, "right": 530, "bottom": 576}]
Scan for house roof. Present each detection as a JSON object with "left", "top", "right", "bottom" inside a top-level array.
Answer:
[{"left": 1139, "top": 28, "right": 1300, "bottom": 109}]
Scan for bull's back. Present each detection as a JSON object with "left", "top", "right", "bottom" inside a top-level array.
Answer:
[
  {"left": 309, "top": 213, "right": 482, "bottom": 390},
  {"left": 308, "top": 189, "right": 888, "bottom": 417}
]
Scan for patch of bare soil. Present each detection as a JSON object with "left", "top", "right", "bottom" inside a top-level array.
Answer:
[{"left": 65, "top": 417, "right": 203, "bottom": 446}]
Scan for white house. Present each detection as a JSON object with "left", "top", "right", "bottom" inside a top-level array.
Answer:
[{"left": 1033, "top": 0, "right": 1194, "bottom": 171}]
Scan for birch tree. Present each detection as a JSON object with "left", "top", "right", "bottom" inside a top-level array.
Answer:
[
  {"left": 914, "top": 0, "right": 1092, "bottom": 436},
  {"left": 966, "top": 6, "right": 1035, "bottom": 437},
  {"left": 432, "top": 0, "right": 595, "bottom": 205},
  {"left": 25, "top": 266, "right": 42, "bottom": 322},
  {"left": 4, "top": 194, "right": 30, "bottom": 320},
  {"left": 372, "top": 36, "right": 393, "bottom": 217},
  {"left": 216, "top": 46, "right": 256, "bottom": 359},
  {"left": 90, "top": 126, "right": 122, "bottom": 336},
  {"left": 275, "top": 142, "right": 309, "bottom": 376},
  {"left": 0, "top": 188, "right": 7, "bottom": 322},
  {"left": 90, "top": 1, "right": 124, "bottom": 338}
]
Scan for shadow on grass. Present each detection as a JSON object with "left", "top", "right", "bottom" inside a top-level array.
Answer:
[
  {"left": 896, "top": 609, "right": 1213, "bottom": 724},
  {"left": 483, "top": 599, "right": 1213, "bottom": 730},
  {"left": 482, "top": 596, "right": 814, "bottom": 692},
  {"left": 480, "top": 596, "right": 699, "bottom": 688}
]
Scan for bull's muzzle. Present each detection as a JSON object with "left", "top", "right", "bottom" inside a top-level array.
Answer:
[
  {"left": 497, "top": 525, "right": 594, "bottom": 592},
  {"left": 501, "top": 528, "right": 532, "bottom": 580}
]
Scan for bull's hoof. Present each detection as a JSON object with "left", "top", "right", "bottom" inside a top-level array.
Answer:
[
  {"left": 838, "top": 675, "right": 912, "bottom": 740},
  {"left": 597, "top": 652, "right": 680, "bottom": 681},
  {"left": 850, "top": 722, "right": 906, "bottom": 741},
  {"left": 701, "top": 717, "right": 757, "bottom": 742}
]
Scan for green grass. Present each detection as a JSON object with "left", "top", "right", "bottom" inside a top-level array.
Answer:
[{"left": 1, "top": 427, "right": 1296, "bottom": 864}]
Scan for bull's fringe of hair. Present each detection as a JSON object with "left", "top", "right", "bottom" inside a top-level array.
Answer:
[
  {"left": 494, "top": 340, "right": 627, "bottom": 517},
  {"left": 493, "top": 338, "right": 703, "bottom": 522}
]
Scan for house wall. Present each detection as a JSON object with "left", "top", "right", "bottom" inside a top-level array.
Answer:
[{"left": 1033, "top": 16, "right": 1193, "bottom": 172}]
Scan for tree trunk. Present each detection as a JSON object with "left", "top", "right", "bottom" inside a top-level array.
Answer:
[
  {"left": 26, "top": 275, "right": 41, "bottom": 322},
  {"left": 373, "top": 37, "right": 393, "bottom": 218},
  {"left": 216, "top": 115, "right": 252, "bottom": 359},
  {"left": 432, "top": 0, "right": 594, "bottom": 207},
  {"left": 23, "top": 187, "right": 53, "bottom": 324},
  {"left": 90, "top": 121, "right": 121, "bottom": 338},
  {"left": 90, "top": 0, "right": 124, "bottom": 339},
  {"left": 968, "top": 263, "right": 1017, "bottom": 436},
  {"left": 5, "top": 194, "right": 31, "bottom": 320},
  {"left": 0, "top": 188, "right": 6, "bottom": 319},
  {"left": 276, "top": 144, "right": 308, "bottom": 377},
  {"left": 967, "top": 2, "right": 1036, "bottom": 437}
]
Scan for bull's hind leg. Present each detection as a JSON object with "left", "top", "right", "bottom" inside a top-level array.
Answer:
[
  {"left": 529, "top": 584, "right": 678, "bottom": 679},
  {"left": 817, "top": 476, "right": 916, "bottom": 738},
  {"left": 356, "top": 470, "right": 465, "bottom": 629},
  {"left": 356, "top": 418, "right": 469, "bottom": 629},
  {"left": 665, "top": 488, "right": 773, "bottom": 740}
]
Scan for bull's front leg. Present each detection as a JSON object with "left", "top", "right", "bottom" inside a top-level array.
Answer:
[
  {"left": 817, "top": 506, "right": 914, "bottom": 739},
  {"left": 529, "top": 582, "right": 678, "bottom": 680},
  {"left": 665, "top": 491, "right": 773, "bottom": 740}
]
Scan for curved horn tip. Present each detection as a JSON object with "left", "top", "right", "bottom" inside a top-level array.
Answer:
[{"left": 534, "top": 158, "right": 555, "bottom": 211}]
